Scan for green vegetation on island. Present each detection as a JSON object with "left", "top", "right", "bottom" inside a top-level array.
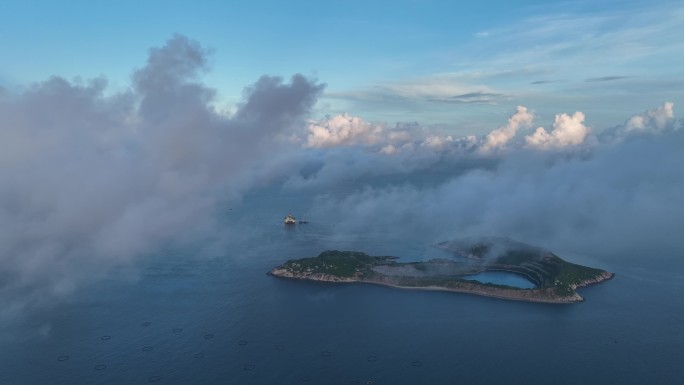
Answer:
[
  {"left": 269, "top": 238, "right": 614, "bottom": 303},
  {"left": 279, "top": 250, "right": 390, "bottom": 278}
]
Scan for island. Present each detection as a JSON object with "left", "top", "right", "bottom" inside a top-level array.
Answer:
[{"left": 268, "top": 237, "right": 614, "bottom": 303}]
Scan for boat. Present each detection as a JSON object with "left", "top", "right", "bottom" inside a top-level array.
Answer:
[{"left": 284, "top": 214, "right": 296, "bottom": 225}]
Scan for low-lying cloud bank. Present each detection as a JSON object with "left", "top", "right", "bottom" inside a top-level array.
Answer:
[
  {"left": 311, "top": 131, "right": 682, "bottom": 253},
  {"left": 1, "top": 34, "right": 681, "bottom": 321},
  {"left": 0, "top": 35, "right": 324, "bottom": 318},
  {"left": 299, "top": 103, "right": 682, "bottom": 261}
]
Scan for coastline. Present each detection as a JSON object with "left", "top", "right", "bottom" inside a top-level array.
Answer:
[
  {"left": 269, "top": 247, "right": 616, "bottom": 304},
  {"left": 268, "top": 269, "right": 615, "bottom": 304}
]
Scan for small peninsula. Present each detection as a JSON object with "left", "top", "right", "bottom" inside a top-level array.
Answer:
[{"left": 269, "top": 238, "right": 614, "bottom": 303}]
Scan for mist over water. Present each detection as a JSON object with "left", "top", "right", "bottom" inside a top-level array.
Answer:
[
  {"left": 1, "top": 35, "right": 683, "bottom": 384},
  {"left": 1, "top": 188, "right": 683, "bottom": 385}
]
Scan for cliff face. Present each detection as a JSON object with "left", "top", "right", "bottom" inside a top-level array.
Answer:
[{"left": 573, "top": 271, "right": 615, "bottom": 289}]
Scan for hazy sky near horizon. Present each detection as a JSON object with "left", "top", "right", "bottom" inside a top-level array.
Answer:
[{"left": 1, "top": 0, "right": 683, "bottom": 131}]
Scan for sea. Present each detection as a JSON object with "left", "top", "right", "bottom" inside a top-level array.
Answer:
[{"left": 1, "top": 187, "right": 683, "bottom": 385}]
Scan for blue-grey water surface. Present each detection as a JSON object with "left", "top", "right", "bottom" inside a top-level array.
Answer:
[
  {"left": 459, "top": 271, "right": 536, "bottom": 289},
  {"left": 1, "top": 189, "right": 683, "bottom": 385}
]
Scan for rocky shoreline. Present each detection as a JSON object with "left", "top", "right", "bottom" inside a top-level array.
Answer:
[
  {"left": 269, "top": 247, "right": 615, "bottom": 304},
  {"left": 268, "top": 267, "right": 615, "bottom": 304},
  {"left": 572, "top": 270, "right": 615, "bottom": 289}
]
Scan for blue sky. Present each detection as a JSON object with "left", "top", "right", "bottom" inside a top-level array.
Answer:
[{"left": 1, "top": 0, "right": 682, "bottom": 133}]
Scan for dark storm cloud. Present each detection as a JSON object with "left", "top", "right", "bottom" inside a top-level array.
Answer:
[{"left": 0, "top": 35, "right": 324, "bottom": 319}]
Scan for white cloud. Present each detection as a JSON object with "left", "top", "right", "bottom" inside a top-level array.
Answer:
[
  {"left": 306, "top": 113, "right": 386, "bottom": 148},
  {"left": 624, "top": 102, "right": 675, "bottom": 134},
  {"left": 480, "top": 106, "right": 535, "bottom": 152},
  {"left": 387, "top": 130, "right": 412, "bottom": 143},
  {"left": 525, "top": 111, "right": 590, "bottom": 149},
  {"left": 421, "top": 135, "right": 454, "bottom": 150},
  {"left": 380, "top": 144, "right": 399, "bottom": 155},
  {"left": 307, "top": 103, "right": 675, "bottom": 157},
  {"left": 598, "top": 102, "right": 677, "bottom": 143},
  {"left": 305, "top": 113, "right": 417, "bottom": 150}
]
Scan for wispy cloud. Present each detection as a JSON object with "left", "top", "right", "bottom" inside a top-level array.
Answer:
[
  {"left": 426, "top": 91, "right": 508, "bottom": 105},
  {"left": 530, "top": 80, "right": 559, "bottom": 85},
  {"left": 585, "top": 76, "right": 630, "bottom": 82},
  {"left": 323, "top": 4, "right": 684, "bottom": 129},
  {"left": 459, "top": 4, "right": 684, "bottom": 82},
  {"left": 323, "top": 73, "right": 514, "bottom": 120}
]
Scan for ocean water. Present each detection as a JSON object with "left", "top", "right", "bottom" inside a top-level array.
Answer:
[
  {"left": 459, "top": 271, "right": 536, "bottom": 289},
  {"left": 1, "top": 190, "right": 683, "bottom": 385}
]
